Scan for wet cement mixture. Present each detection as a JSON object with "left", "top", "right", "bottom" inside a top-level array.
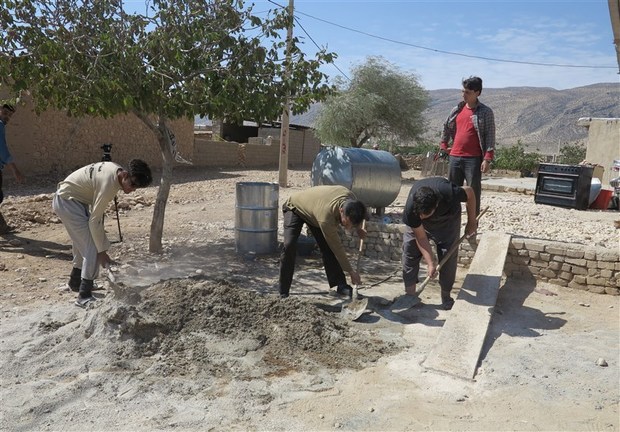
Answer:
[{"left": 102, "top": 278, "right": 396, "bottom": 377}]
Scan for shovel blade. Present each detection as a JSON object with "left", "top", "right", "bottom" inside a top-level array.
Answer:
[
  {"left": 391, "top": 294, "right": 420, "bottom": 312},
  {"left": 340, "top": 298, "right": 369, "bottom": 321}
]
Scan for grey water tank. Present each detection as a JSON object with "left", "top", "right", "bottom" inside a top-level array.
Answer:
[{"left": 311, "top": 146, "right": 401, "bottom": 208}]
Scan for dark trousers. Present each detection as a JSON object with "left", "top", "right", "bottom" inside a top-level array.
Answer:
[
  {"left": 0, "top": 170, "right": 4, "bottom": 204},
  {"left": 448, "top": 155, "right": 481, "bottom": 214},
  {"left": 279, "top": 208, "right": 346, "bottom": 295},
  {"left": 402, "top": 211, "right": 461, "bottom": 302}
]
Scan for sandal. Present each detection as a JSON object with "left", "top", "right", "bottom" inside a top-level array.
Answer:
[{"left": 75, "top": 296, "right": 96, "bottom": 308}]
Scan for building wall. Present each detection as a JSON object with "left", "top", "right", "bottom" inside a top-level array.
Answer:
[
  {"left": 581, "top": 118, "right": 620, "bottom": 185},
  {"left": 194, "top": 128, "right": 321, "bottom": 168},
  {"left": 4, "top": 95, "right": 321, "bottom": 175},
  {"left": 258, "top": 127, "right": 321, "bottom": 166},
  {"left": 4, "top": 97, "right": 193, "bottom": 177},
  {"left": 193, "top": 139, "right": 278, "bottom": 167}
]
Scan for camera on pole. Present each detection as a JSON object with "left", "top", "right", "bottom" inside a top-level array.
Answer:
[
  {"left": 101, "top": 143, "right": 113, "bottom": 162},
  {"left": 100, "top": 143, "right": 123, "bottom": 243}
]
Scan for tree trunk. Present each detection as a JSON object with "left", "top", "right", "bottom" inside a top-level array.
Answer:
[
  {"left": 149, "top": 123, "right": 174, "bottom": 253},
  {"left": 357, "top": 131, "right": 371, "bottom": 148},
  {"left": 132, "top": 110, "right": 176, "bottom": 254}
]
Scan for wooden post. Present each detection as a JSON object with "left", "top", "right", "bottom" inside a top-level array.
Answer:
[{"left": 278, "top": 0, "right": 294, "bottom": 188}]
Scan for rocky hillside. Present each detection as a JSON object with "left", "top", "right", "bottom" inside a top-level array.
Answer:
[
  {"left": 422, "top": 83, "right": 620, "bottom": 153},
  {"left": 200, "top": 83, "right": 619, "bottom": 154}
]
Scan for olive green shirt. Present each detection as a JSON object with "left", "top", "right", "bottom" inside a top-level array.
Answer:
[{"left": 284, "top": 185, "right": 356, "bottom": 273}]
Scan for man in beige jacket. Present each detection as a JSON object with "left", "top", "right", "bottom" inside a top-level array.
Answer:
[{"left": 53, "top": 159, "right": 152, "bottom": 306}]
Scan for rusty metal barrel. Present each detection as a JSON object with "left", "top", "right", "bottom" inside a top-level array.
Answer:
[
  {"left": 235, "top": 182, "right": 279, "bottom": 255},
  {"left": 311, "top": 146, "right": 401, "bottom": 209}
]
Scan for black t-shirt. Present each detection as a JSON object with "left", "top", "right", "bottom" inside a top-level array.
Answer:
[{"left": 402, "top": 177, "right": 467, "bottom": 228}]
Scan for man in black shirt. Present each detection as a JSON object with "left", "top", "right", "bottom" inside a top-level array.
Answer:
[{"left": 401, "top": 177, "right": 477, "bottom": 310}]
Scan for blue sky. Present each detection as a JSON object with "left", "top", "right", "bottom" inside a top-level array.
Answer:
[
  {"left": 257, "top": 0, "right": 619, "bottom": 90},
  {"left": 122, "top": 0, "right": 619, "bottom": 91}
]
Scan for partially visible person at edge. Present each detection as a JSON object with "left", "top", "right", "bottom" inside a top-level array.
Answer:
[
  {"left": 0, "top": 103, "right": 25, "bottom": 234},
  {"left": 279, "top": 185, "right": 367, "bottom": 299},
  {"left": 400, "top": 176, "right": 477, "bottom": 311},
  {"left": 439, "top": 76, "right": 496, "bottom": 215},
  {"left": 52, "top": 159, "right": 152, "bottom": 307}
]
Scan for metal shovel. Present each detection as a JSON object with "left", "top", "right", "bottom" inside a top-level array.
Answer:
[{"left": 341, "top": 220, "right": 369, "bottom": 321}]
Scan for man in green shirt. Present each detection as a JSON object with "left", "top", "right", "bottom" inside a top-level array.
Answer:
[{"left": 279, "top": 185, "right": 367, "bottom": 299}]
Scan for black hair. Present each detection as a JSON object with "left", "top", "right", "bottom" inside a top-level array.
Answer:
[
  {"left": 462, "top": 76, "right": 483, "bottom": 94},
  {"left": 128, "top": 159, "right": 152, "bottom": 188},
  {"left": 342, "top": 199, "right": 367, "bottom": 226},
  {"left": 2, "top": 104, "right": 15, "bottom": 112},
  {"left": 412, "top": 186, "right": 439, "bottom": 216}
]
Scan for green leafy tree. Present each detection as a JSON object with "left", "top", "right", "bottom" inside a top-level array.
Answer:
[
  {"left": 1, "top": 0, "right": 334, "bottom": 252},
  {"left": 558, "top": 142, "right": 586, "bottom": 165},
  {"left": 313, "top": 56, "right": 429, "bottom": 148}
]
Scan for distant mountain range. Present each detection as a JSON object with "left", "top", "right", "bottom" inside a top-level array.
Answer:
[
  {"left": 197, "top": 82, "right": 620, "bottom": 154},
  {"left": 421, "top": 83, "right": 620, "bottom": 153}
]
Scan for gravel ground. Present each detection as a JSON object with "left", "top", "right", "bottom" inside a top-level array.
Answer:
[
  {"left": 473, "top": 191, "right": 618, "bottom": 249},
  {"left": 1, "top": 166, "right": 618, "bottom": 432},
  {"left": 2, "top": 167, "right": 618, "bottom": 250}
]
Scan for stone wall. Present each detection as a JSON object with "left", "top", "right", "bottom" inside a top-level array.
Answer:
[{"left": 340, "top": 220, "right": 620, "bottom": 295}]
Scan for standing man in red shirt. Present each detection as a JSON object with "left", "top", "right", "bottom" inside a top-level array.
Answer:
[{"left": 439, "top": 76, "right": 496, "bottom": 214}]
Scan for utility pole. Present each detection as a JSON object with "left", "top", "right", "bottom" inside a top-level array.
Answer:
[{"left": 278, "top": 0, "right": 294, "bottom": 188}]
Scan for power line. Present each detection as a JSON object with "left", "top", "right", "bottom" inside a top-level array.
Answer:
[
  {"left": 293, "top": 16, "right": 350, "bottom": 81},
  {"left": 266, "top": 0, "right": 350, "bottom": 80},
  {"left": 268, "top": 0, "right": 616, "bottom": 70}
]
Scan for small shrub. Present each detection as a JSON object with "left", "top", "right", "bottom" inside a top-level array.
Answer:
[
  {"left": 394, "top": 141, "right": 436, "bottom": 155},
  {"left": 494, "top": 142, "right": 542, "bottom": 176},
  {"left": 558, "top": 143, "right": 586, "bottom": 165}
]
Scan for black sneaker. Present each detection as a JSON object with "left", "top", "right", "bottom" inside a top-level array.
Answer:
[
  {"left": 67, "top": 283, "right": 80, "bottom": 292},
  {"left": 67, "top": 268, "right": 81, "bottom": 292},
  {"left": 69, "top": 281, "right": 101, "bottom": 292},
  {"left": 279, "top": 292, "right": 289, "bottom": 299},
  {"left": 0, "top": 224, "right": 16, "bottom": 235},
  {"left": 336, "top": 284, "right": 353, "bottom": 299},
  {"left": 441, "top": 297, "right": 455, "bottom": 311}
]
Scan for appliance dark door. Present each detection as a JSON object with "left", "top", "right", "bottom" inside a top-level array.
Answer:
[{"left": 539, "top": 175, "right": 576, "bottom": 196}]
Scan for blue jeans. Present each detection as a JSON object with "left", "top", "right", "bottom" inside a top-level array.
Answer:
[{"left": 448, "top": 155, "right": 481, "bottom": 214}]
